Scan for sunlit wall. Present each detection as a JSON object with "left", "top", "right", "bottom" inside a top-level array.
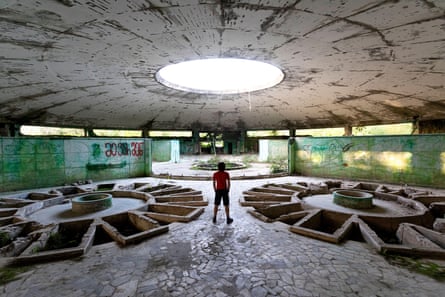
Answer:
[{"left": 292, "top": 135, "right": 445, "bottom": 187}]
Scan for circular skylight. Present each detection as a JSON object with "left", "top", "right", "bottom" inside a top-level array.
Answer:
[{"left": 155, "top": 58, "right": 284, "bottom": 94}]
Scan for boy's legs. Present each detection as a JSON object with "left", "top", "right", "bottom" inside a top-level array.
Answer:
[
  {"left": 222, "top": 190, "right": 233, "bottom": 224},
  {"left": 224, "top": 205, "right": 230, "bottom": 218},
  {"left": 214, "top": 190, "right": 233, "bottom": 224},
  {"left": 213, "top": 205, "right": 218, "bottom": 222},
  {"left": 224, "top": 205, "right": 233, "bottom": 224},
  {"left": 213, "top": 190, "right": 222, "bottom": 223}
]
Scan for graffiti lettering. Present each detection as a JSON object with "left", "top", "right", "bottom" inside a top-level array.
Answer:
[
  {"left": 300, "top": 141, "right": 353, "bottom": 165},
  {"left": 118, "top": 143, "right": 129, "bottom": 156},
  {"left": 131, "top": 142, "right": 143, "bottom": 157},
  {"left": 105, "top": 142, "right": 144, "bottom": 157}
]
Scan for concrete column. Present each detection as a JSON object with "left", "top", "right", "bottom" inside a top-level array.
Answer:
[
  {"left": 344, "top": 125, "right": 352, "bottom": 136},
  {"left": 288, "top": 137, "right": 297, "bottom": 175},
  {"left": 0, "top": 124, "right": 19, "bottom": 137},
  {"left": 86, "top": 128, "right": 96, "bottom": 137},
  {"left": 192, "top": 129, "right": 200, "bottom": 154},
  {"left": 0, "top": 125, "right": 7, "bottom": 136},
  {"left": 239, "top": 130, "right": 246, "bottom": 154},
  {"left": 144, "top": 138, "right": 152, "bottom": 176}
]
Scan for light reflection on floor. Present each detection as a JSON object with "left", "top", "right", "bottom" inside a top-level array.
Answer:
[{"left": 27, "top": 197, "right": 146, "bottom": 224}]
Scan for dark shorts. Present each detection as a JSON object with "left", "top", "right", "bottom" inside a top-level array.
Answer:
[{"left": 214, "top": 189, "right": 229, "bottom": 206}]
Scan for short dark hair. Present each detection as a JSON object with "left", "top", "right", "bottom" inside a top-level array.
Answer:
[{"left": 217, "top": 162, "right": 225, "bottom": 171}]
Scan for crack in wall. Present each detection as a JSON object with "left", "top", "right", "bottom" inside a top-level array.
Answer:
[
  {"left": 0, "top": 82, "right": 49, "bottom": 90},
  {"left": 0, "top": 37, "right": 56, "bottom": 50},
  {"left": 0, "top": 90, "right": 63, "bottom": 107},
  {"left": 349, "top": 106, "right": 383, "bottom": 124},
  {"left": 299, "top": 0, "right": 443, "bottom": 47},
  {"left": 103, "top": 19, "right": 153, "bottom": 44},
  {"left": 334, "top": 18, "right": 394, "bottom": 46},
  {"left": 336, "top": 90, "right": 428, "bottom": 104}
]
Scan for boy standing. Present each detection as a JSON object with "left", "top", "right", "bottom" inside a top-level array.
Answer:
[{"left": 212, "top": 162, "right": 233, "bottom": 224}]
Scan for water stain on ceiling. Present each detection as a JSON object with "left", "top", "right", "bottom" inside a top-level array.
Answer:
[{"left": 0, "top": 0, "right": 444, "bottom": 131}]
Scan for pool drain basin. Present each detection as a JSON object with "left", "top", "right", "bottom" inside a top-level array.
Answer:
[
  {"left": 333, "top": 190, "right": 374, "bottom": 209},
  {"left": 72, "top": 193, "right": 112, "bottom": 213}
]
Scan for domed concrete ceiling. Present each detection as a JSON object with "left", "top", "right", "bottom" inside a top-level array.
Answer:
[{"left": 0, "top": 0, "right": 444, "bottom": 131}]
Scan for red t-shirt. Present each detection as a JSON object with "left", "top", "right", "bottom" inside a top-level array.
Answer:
[{"left": 213, "top": 171, "right": 230, "bottom": 190}]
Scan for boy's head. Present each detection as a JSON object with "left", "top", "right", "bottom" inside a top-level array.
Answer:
[{"left": 217, "top": 162, "right": 225, "bottom": 171}]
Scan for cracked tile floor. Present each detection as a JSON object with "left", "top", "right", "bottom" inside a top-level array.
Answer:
[{"left": 1, "top": 167, "right": 444, "bottom": 297}]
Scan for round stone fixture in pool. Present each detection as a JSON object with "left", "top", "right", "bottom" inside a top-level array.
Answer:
[
  {"left": 194, "top": 162, "right": 247, "bottom": 171},
  {"left": 333, "top": 190, "right": 374, "bottom": 209},
  {"left": 71, "top": 193, "right": 113, "bottom": 214}
]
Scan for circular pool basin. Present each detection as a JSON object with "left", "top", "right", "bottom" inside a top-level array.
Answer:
[
  {"left": 333, "top": 190, "right": 374, "bottom": 209},
  {"left": 72, "top": 193, "right": 112, "bottom": 213}
]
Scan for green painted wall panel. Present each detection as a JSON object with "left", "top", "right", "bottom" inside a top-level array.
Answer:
[
  {"left": 432, "top": 172, "right": 445, "bottom": 186},
  {"left": 152, "top": 140, "right": 171, "bottom": 162},
  {"left": 0, "top": 137, "right": 152, "bottom": 192},
  {"left": 35, "top": 140, "right": 64, "bottom": 154},
  {"left": 144, "top": 139, "right": 152, "bottom": 175},
  {"left": 37, "top": 169, "right": 66, "bottom": 185},
  {"left": 180, "top": 139, "right": 195, "bottom": 154},
  {"left": 35, "top": 153, "right": 65, "bottom": 170},
  {"left": 3, "top": 172, "right": 20, "bottom": 183},
  {"left": 130, "top": 162, "right": 145, "bottom": 177},
  {"left": 267, "top": 140, "right": 288, "bottom": 160},
  {"left": 65, "top": 167, "right": 87, "bottom": 181},
  {"left": 3, "top": 155, "right": 36, "bottom": 173},
  {"left": 294, "top": 135, "right": 445, "bottom": 188},
  {"left": 2, "top": 138, "right": 36, "bottom": 155},
  {"left": 65, "top": 152, "right": 90, "bottom": 168},
  {"left": 411, "top": 153, "right": 441, "bottom": 170}
]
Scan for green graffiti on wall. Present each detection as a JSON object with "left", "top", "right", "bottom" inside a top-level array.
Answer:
[
  {"left": 92, "top": 144, "right": 101, "bottom": 158},
  {"left": 295, "top": 135, "right": 445, "bottom": 187},
  {"left": 0, "top": 138, "right": 151, "bottom": 192},
  {"left": 301, "top": 140, "right": 352, "bottom": 167},
  {"left": 86, "top": 161, "right": 127, "bottom": 170}
]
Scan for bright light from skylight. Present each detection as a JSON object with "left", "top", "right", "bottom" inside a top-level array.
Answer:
[{"left": 156, "top": 58, "right": 284, "bottom": 94}]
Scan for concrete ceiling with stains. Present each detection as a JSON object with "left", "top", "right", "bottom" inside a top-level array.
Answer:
[{"left": 0, "top": 0, "right": 444, "bottom": 131}]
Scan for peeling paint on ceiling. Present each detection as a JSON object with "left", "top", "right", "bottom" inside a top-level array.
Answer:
[{"left": 0, "top": 0, "right": 444, "bottom": 131}]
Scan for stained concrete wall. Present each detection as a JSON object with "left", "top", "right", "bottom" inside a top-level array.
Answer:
[
  {"left": 267, "top": 140, "right": 288, "bottom": 161},
  {"left": 152, "top": 140, "right": 172, "bottom": 162},
  {"left": 0, "top": 137, "right": 152, "bottom": 192},
  {"left": 291, "top": 135, "right": 445, "bottom": 188},
  {"left": 179, "top": 139, "right": 195, "bottom": 155},
  {"left": 259, "top": 140, "right": 288, "bottom": 161}
]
